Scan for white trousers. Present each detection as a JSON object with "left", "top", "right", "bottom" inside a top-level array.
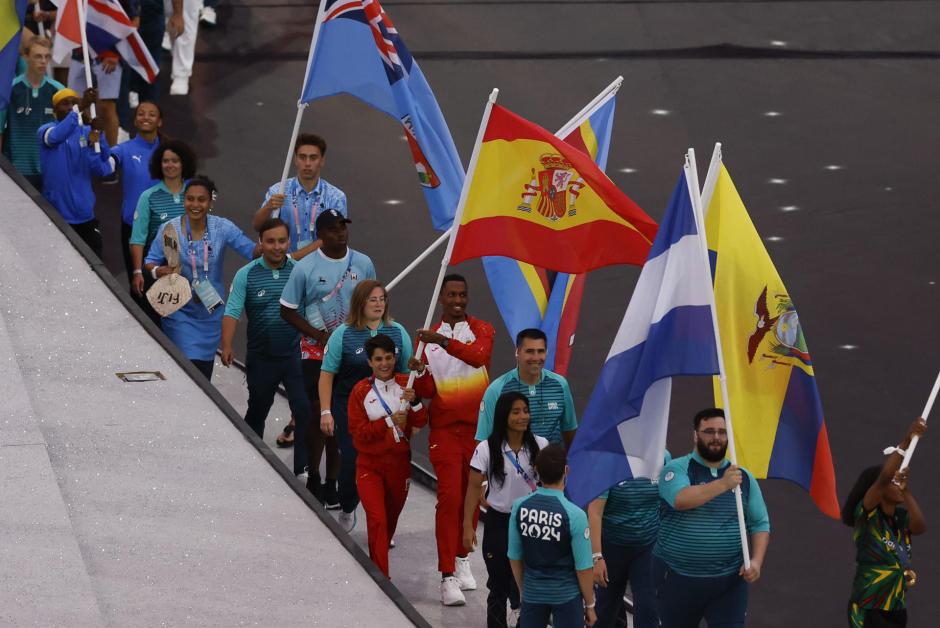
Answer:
[{"left": 165, "top": 0, "right": 202, "bottom": 79}]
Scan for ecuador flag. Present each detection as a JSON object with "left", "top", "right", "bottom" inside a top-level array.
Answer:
[
  {"left": 449, "top": 104, "right": 656, "bottom": 274},
  {"left": 705, "top": 163, "right": 839, "bottom": 519}
]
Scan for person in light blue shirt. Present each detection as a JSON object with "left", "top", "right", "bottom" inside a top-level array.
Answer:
[
  {"left": 587, "top": 451, "right": 672, "bottom": 628},
  {"left": 476, "top": 329, "right": 577, "bottom": 447},
  {"left": 279, "top": 210, "right": 376, "bottom": 505},
  {"left": 144, "top": 176, "right": 258, "bottom": 380},
  {"left": 38, "top": 87, "right": 113, "bottom": 257},
  {"left": 653, "top": 408, "right": 770, "bottom": 628},
  {"left": 111, "top": 102, "right": 162, "bottom": 283},
  {"left": 509, "top": 443, "right": 596, "bottom": 628},
  {"left": 252, "top": 133, "right": 347, "bottom": 257}
]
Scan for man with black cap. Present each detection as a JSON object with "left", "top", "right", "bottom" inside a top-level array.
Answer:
[{"left": 280, "top": 208, "right": 376, "bottom": 506}]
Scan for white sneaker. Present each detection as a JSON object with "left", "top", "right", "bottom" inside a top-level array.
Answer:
[
  {"left": 162, "top": 31, "right": 171, "bottom": 51},
  {"left": 440, "top": 576, "right": 466, "bottom": 606},
  {"left": 338, "top": 510, "right": 357, "bottom": 532},
  {"left": 455, "top": 555, "right": 477, "bottom": 591},
  {"left": 199, "top": 6, "right": 217, "bottom": 25},
  {"left": 170, "top": 77, "right": 189, "bottom": 96}
]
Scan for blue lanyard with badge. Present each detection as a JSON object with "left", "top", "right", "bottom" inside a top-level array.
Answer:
[
  {"left": 370, "top": 376, "right": 407, "bottom": 443},
  {"left": 185, "top": 217, "right": 224, "bottom": 312},
  {"left": 505, "top": 447, "right": 537, "bottom": 491},
  {"left": 293, "top": 180, "right": 325, "bottom": 250}
]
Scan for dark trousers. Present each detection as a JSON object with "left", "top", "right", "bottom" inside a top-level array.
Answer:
[
  {"left": 653, "top": 556, "right": 748, "bottom": 628},
  {"left": 191, "top": 359, "right": 214, "bottom": 380},
  {"left": 302, "top": 359, "right": 339, "bottom": 488},
  {"left": 120, "top": 221, "right": 135, "bottom": 282},
  {"left": 482, "top": 510, "right": 520, "bottom": 628},
  {"left": 70, "top": 219, "right": 103, "bottom": 258},
  {"left": 245, "top": 352, "right": 310, "bottom": 475},
  {"left": 333, "top": 398, "right": 360, "bottom": 513},
  {"left": 521, "top": 594, "right": 583, "bottom": 628},
  {"left": 596, "top": 542, "right": 657, "bottom": 628},
  {"left": 848, "top": 602, "right": 907, "bottom": 628},
  {"left": 24, "top": 173, "right": 42, "bottom": 191}
]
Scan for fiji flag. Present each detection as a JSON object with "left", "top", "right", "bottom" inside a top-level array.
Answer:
[
  {"left": 567, "top": 170, "right": 720, "bottom": 508},
  {"left": 302, "top": 0, "right": 464, "bottom": 231},
  {"left": 0, "top": 0, "right": 28, "bottom": 111},
  {"left": 482, "top": 95, "right": 617, "bottom": 374}
]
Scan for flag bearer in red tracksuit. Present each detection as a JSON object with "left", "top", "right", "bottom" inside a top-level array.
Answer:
[
  {"left": 348, "top": 333, "right": 427, "bottom": 579},
  {"left": 407, "top": 273, "right": 495, "bottom": 607}
]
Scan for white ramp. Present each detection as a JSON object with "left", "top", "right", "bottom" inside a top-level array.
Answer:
[{"left": 0, "top": 166, "right": 421, "bottom": 627}]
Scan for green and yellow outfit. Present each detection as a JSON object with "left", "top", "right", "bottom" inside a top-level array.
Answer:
[{"left": 848, "top": 502, "right": 913, "bottom": 627}]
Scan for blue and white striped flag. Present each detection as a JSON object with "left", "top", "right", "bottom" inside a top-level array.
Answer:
[{"left": 567, "top": 170, "right": 720, "bottom": 507}]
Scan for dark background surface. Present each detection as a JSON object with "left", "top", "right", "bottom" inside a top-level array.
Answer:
[{"left": 91, "top": 1, "right": 940, "bottom": 625}]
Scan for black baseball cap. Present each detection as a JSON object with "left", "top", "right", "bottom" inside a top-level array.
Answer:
[{"left": 315, "top": 208, "right": 352, "bottom": 231}]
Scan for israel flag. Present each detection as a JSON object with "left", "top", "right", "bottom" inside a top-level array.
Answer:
[{"left": 567, "top": 170, "right": 720, "bottom": 507}]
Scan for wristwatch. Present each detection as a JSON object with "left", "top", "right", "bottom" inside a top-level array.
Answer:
[{"left": 441, "top": 338, "right": 450, "bottom": 349}]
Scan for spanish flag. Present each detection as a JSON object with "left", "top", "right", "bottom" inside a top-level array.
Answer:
[
  {"left": 706, "top": 162, "right": 840, "bottom": 519},
  {"left": 449, "top": 105, "right": 657, "bottom": 274}
]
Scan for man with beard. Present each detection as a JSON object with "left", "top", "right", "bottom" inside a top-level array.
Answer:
[{"left": 653, "top": 408, "right": 770, "bottom": 628}]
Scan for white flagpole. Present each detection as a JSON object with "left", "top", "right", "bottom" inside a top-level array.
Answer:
[
  {"left": 385, "top": 227, "right": 452, "bottom": 292},
  {"left": 699, "top": 142, "right": 722, "bottom": 218},
  {"left": 383, "top": 76, "right": 624, "bottom": 292},
  {"left": 277, "top": 0, "right": 327, "bottom": 197},
  {"left": 555, "top": 75, "right": 623, "bottom": 138},
  {"left": 897, "top": 371, "right": 940, "bottom": 473},
  {"left": 397, "top": 88, "right": 499, "bottom": 409},
  {"left": 685, "top": 147, "right": 752, "bottom": 570},
  {"left": 76, "top": 0, "right": 99, "bottom": 152}
]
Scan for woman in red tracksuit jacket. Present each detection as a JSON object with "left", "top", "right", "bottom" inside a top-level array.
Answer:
[{"left": 348, "top": 333, "right": 427, "bottom": 578}]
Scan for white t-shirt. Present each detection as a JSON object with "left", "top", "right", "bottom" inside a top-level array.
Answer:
[{"left": 470, "top": 435, "right": 549, "bottom": 514}]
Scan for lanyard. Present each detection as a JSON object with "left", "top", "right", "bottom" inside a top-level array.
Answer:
[
  {"left": 320, "top": 255, "right": 354, "bottom": 304},
  {"left": 370, "top": 376, "right": 407, "bottom": 442},
  {"left": 290, "top": 179, "right": 323, "bottom": 236},
  {"left": 505, "top": 447, "right": 537, "bottom": 491},
  {"left": 184, "top": 216, "right": 209, "bottom": 279}
]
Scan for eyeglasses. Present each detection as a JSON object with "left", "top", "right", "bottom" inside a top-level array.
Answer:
[
  {"left": 367, "top": 296, "right": 386, "bottom": 304},
  {"left": 699, "top": 428, "right": 728, "bottom": 437}
]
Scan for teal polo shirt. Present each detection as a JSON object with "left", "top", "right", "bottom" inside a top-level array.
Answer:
[
  {"left": 225, "top": 256, "right": 300, "bottom": 358},
  {"left": 654, "top": 451, "right": 770, "bottom": 577},
  {"left": 599, "top": 450, "right": 672, "bottom": 548},
  {"left": 476, "top": 368, "right": 577, "bottom": 444}
]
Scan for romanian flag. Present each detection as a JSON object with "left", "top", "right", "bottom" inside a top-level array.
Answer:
[
  {"left": 482, "top": 95, "right": 616, "bottom": 374},
  {"left": 705, "top": 162, "right": 839, "bottom": 519},
  {"left": 0, "top": 0, "right": 28, "bottom": 111},
  {"left": 450, "top": 104, "right": 656, "bottom": 274}
]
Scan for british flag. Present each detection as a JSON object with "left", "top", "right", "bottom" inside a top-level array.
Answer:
[{"left": 52, "top": 0, "right": 159, "bottom": 83}]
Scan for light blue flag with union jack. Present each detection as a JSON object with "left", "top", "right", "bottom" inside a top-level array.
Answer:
[{"left": 301, "top": 0, "right": 464, "bottom": 231}]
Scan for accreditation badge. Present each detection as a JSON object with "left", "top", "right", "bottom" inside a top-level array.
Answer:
[{"left": 192, "top": 278, "right": 224, "bottom": 313}]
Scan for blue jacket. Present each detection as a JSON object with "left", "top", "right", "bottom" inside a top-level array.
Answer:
[{"left": 38, "top": 111, "right": 113, "bottom": 224}]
